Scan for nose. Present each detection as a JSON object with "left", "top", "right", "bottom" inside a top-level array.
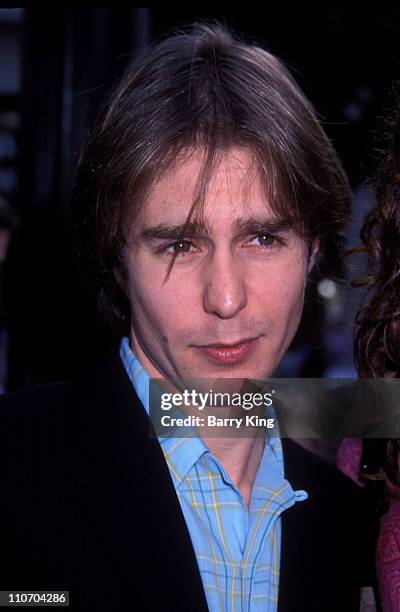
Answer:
[{"left": 202, "top": 249, "right": 248, "bottom": 319}]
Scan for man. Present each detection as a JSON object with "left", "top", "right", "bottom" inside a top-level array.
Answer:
[{"left": 1, "top": 23, "right": 365, "bottom": 611}]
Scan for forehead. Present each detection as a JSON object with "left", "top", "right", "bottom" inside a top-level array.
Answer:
[{"left": 139, "top": 147, "right": 274, "bottom": 227}]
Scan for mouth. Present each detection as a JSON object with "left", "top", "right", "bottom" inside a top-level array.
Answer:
[{"left": 196, "top": 337, "right": 259, "bottom": 365}]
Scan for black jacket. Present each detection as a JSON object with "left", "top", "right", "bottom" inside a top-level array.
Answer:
[{"left": 0, "top": 350, "right": 366, "bottom": 611}]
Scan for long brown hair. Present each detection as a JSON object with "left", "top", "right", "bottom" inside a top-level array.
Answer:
[
  {"left": 354, "top": 93, "right": 400, "bottom": 379},
  {"left": 353, "top": 93, "right": 400, "bottom": 494},
  {"left": 74, "top": 22, "right": 352, "bottom": 335}
]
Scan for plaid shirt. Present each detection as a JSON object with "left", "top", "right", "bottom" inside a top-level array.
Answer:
[{"left": 120, "top": 337, "right": 307, "bottom": 612}]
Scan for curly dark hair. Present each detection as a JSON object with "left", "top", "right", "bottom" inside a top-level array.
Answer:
[
  {"left": 353, "top": 92, "right": 400, "bottom": 495},
  {"left": 353, "top": 94, "right": 400, "bottom": 379}
]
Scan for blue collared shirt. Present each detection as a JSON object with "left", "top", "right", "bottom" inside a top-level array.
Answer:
[{"left": 120, "top": 337, "right": 307, "bottom": 611}]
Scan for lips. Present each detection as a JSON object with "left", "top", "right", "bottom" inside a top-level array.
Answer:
[{"left": 196, "top": 337, "right": 258, "bottom": 364}]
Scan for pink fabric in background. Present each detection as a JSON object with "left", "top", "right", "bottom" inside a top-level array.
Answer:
[
  {"left": 336, "top": 437, "right": 365, "bottom": 487},
  {"left": 376, "top": 499, "right": 400, "bottom": 611}
]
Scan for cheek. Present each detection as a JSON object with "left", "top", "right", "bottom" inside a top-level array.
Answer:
[
  {"left": 253, "top": 261, "right": 307, "bottom": 326},
  {"left": 279, "top": 271, "right": 308, "bottom": 335},
  {"left": 128, "top": 268, "right": 197, "bottom": 337}
]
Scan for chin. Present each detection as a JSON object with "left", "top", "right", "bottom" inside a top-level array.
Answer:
[{"left": 197, "top": 364, "right": 272, "bottom": 381}]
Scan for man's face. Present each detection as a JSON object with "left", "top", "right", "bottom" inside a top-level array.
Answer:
[{"left": 124, "top": 147, "right": 315, "bottom": 381}]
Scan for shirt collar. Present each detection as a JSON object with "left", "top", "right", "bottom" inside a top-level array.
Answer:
[
  {"left": 119, "top": 337, "right": 209, "bottom": 487},
  {"left": 120, "top": 336, "right": 150, "bottom": 412}
]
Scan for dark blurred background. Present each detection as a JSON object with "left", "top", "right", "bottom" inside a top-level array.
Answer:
[{"left": 1, "top": 6, "right": 399, "bottom": 391}]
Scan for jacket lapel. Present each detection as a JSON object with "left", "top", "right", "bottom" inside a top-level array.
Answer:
[
  {"left": 278, "top": 438, "right": 361, "bottom": 612},
  {"left": 75, "top": 350, "right": 208, "bottom": 611},
  {"left": 278, "top": 438, "right": 316, "bottom": 611}
]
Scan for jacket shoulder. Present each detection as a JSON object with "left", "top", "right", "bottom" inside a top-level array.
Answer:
[
  {"left": 0, "top": 382, "right": 72, "bottom": 413},
  {"left": 0, "top": 382, "right": 76, "bottom": 436}
]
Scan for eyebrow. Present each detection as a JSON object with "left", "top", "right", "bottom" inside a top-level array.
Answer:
[
  {"left": 140, "top": 216, "right": 292, "bottom": 241},
  {"left": 233, "top": 217, "right": 292, "bottom": 235},
  {"left": 141, "top": 220, "right": 211, "bottom": 241}
]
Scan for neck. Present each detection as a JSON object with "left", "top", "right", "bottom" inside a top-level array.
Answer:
[{"left": 204, "top": 433, "right": 265, "bottom": 507}]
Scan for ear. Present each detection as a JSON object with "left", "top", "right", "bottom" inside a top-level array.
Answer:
[{"left": 307, "top": 239, "right": 320, "bottom": 274}]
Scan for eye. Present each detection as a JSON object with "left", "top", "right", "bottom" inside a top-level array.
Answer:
[
  {"left": 251, "top": 233, "right": 277, "bottom": 247},
  {"left": 166, "top": 239, "right": 194, "bottom": 255}
]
